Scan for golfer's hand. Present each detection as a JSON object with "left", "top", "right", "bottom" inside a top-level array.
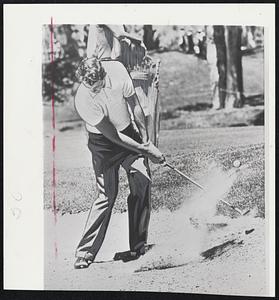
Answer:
[
  {"left": 142, "top": 141, "right": 165, "bottom": 164},
  {"left": 130, "top": 71, "right": 149, "bottom": 81}
]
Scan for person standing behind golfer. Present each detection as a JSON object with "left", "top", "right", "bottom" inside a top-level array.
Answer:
[
  {"left": 74, "top": 57, "right": 165, "bottom": 269},
  {"left": 86, "top": 25, "right": 153, "bottom": 142},
  {"left": 86, "top": 24, "right": 143, "bottom": 60}
]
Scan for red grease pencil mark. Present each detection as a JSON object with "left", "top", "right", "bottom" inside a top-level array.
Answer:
[{"left": 50, "top": 17, "right": 58, "bottom": 258}]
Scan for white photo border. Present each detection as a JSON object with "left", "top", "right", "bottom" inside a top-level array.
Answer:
[{"left": 3, "top": 3, "right": 275, "bottom": 295}]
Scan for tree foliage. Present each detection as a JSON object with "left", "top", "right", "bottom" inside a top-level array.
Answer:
[{"left": 42, "top": 25, "right": 87, "bottom": 103}]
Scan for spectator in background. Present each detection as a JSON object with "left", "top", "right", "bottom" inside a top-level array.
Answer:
[
  {"left": 178, "top": 27, "right": 187, "bottom": 52},
  {"left": 197, "top": 29, "right": 207, "bottom": 59},
  {"left": 186, "top": 30, "right": 195, "bottom": 54},
  {"left": 247, "top": 30, "right": 256, "bottom": 49},
  {"left": 86, "top": 25, "right": 143, "bottom": 60},
  {"left": 206, "top": 26, "right": 220, "bottom": 110}
]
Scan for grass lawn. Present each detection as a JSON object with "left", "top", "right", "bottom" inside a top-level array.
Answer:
[
  {"left": 44, "top": 126, "right": 264, "bottom": 218},
  {"left": 150, "top": 50, "right": 264, "bottom": 111}
]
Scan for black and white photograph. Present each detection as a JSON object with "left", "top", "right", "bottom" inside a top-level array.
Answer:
[
  {"left": 4, "top": 4, "right": 276, "bottom": 297},
  {"left": 43, "top": 22, "right": 269, "bottom": 294}
]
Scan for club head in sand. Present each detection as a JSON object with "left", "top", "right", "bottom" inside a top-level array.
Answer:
[{"left": 242, "top": 209, "right": 251, "bottom": 216}]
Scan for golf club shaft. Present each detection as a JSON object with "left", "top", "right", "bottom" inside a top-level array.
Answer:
[
  {"left": 218, "top": 199, "right": 243, "bottom": 215},
  {"left": 165, "top": 163, "right": 245, "bottom": 215},
  {"left": 165, "top": 163, "right": 204, "bottom": 190}
]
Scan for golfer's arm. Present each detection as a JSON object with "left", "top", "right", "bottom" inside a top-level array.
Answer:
[
  {"left": 95, "top": 116, "right": 146, "bottom": 154},
  {"left": 126, "top": 93, "right": 149, "bottom": 143}
]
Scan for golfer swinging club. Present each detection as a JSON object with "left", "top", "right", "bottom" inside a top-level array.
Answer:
[{"left": 74, "top": 57, "right": 165, "bottom": 269}]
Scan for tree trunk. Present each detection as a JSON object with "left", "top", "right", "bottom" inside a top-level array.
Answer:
[
  {"left": 213, "top": 26, "right": 226, "bottom": 108},
  {"left": 143, "top": 25, "right": 156, "bottom": 50},
  {"left": 224, "top": 26, "right": 244, "bottom": 109}
]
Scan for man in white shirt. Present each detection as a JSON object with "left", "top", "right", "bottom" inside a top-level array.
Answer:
[{"left": 74, "top": 57, "right": 165, "bottom": 269}]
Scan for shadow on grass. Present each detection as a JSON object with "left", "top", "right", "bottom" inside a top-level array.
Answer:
[
  {"left": 251, "top": 110, "right": 264, "bottom": 126},
  {"left": 241, "top": 46, "right": 264, "bottom": 56},
  {"left": 244, "top": 94, "right": 264, "bottom": 106},
  {"left": 177, "top": 102, "right": 212, "bottom": 112},
  {"left": 161, "top": 102, "right": 212, "bottom": 120},
  {"left": 161, "top": 95, "right": 264, "bottom": 127}
]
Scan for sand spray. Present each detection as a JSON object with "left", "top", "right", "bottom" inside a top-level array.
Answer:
[{"left": 135, "top": 162, "right": 239, "bottom": 271}]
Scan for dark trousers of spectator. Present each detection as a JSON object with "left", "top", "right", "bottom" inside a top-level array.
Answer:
[{"left": 75, "top": 124, "right": 151, "bottom": 260}]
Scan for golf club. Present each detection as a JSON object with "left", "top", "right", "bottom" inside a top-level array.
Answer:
[{"left": 165, "top": 162, "right": 250, "bottom": 216}]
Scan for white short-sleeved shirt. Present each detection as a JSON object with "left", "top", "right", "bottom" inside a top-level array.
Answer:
[{"left": 75, "top": 60, "right": 135, "bottom": 134}]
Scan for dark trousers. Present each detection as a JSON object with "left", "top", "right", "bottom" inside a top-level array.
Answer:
[{"left": 76, "top": 124, "right": 151, "bottom": 259}]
